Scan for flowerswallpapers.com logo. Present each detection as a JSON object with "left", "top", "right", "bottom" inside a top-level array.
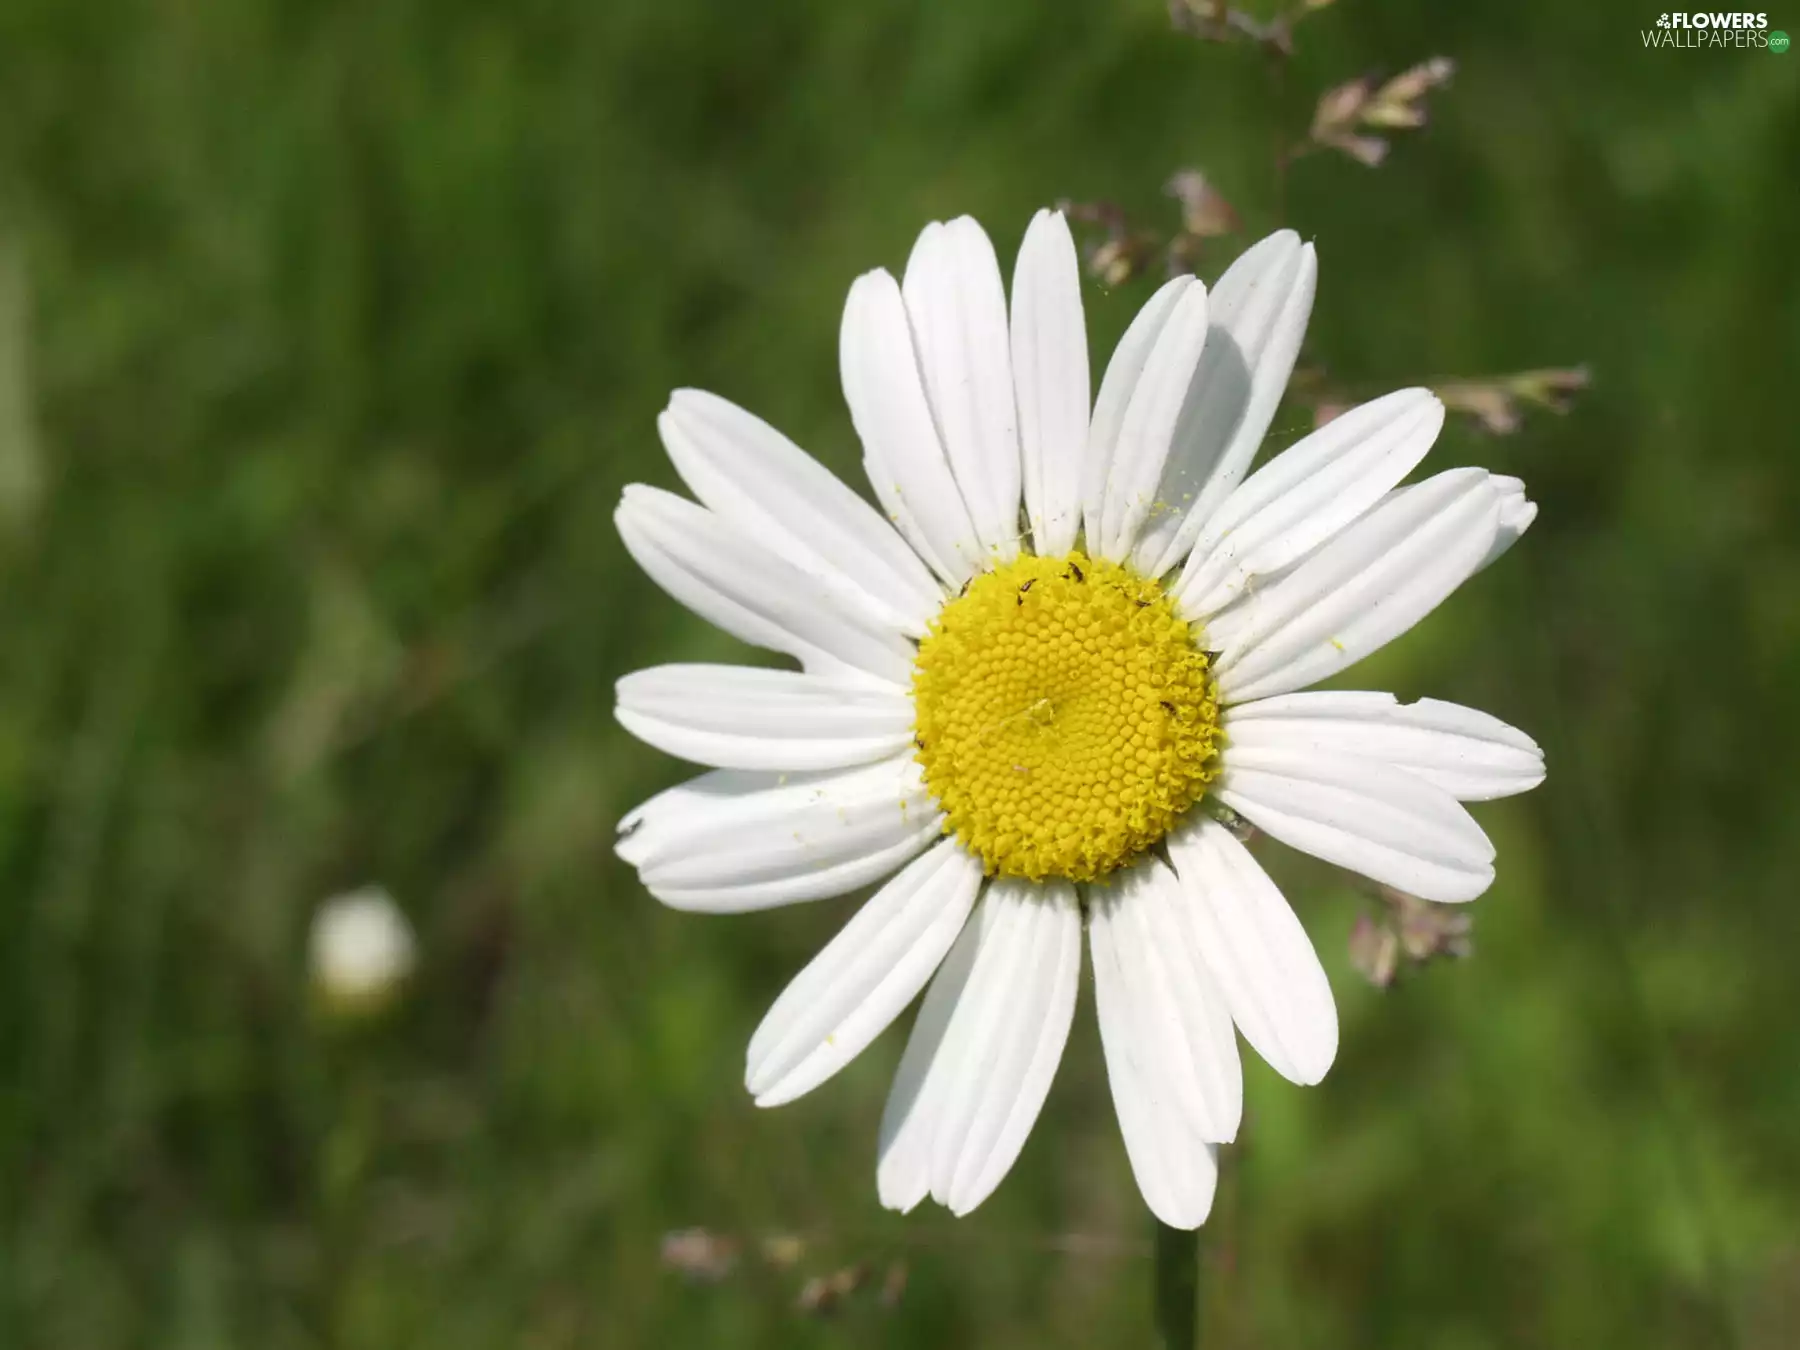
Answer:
[{"left": 1643, "top": 11, "right": 1788, "bottom": 46}]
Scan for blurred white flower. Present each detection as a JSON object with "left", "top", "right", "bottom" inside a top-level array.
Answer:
[{"left": 309, "top": 886, "right": 417, "bottom": 1013}]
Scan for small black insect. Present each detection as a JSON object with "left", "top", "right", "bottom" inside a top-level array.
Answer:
[
  {"left": 1159, "top": 700, "right": 1176, "bottom": 714},
  {"left": 1019, "top": 578, "right": 1035, "bottom": 593},
  {"left": 1066, "top": 561, "right": 1085, "bottom": 582}
]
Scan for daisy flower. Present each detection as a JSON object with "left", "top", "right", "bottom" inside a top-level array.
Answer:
[{"left": 614, "top": 211, "right": 1544, "bottom": 1229}]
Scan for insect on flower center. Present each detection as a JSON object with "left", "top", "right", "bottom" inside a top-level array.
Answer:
[{"left": 911, "top": 551, "right": 1222, "bottom": 882}]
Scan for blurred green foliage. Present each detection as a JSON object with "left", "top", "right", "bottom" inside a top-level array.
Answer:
[{"left": 0, "top": 0, "right": 1796, "bottom": 1345}]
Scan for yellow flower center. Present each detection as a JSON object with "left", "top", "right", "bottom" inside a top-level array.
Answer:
[{"left": 911, "top": 551, "right": 1222, "bottom": 883}]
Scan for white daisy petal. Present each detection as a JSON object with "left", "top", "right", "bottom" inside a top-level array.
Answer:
[
  {"left": 1083, "top": 276, "right": 1194, "bottom": 552},
  {"left": 1011, "top": 209, "right": 1090, "bottom": 558},
  {"left": 1090, "top": 881, "right": 1222, "bottom": 1229},
  {"left": 841, "top": 269, "right": 985, "bottom": 587},
  {"left": 615, "top": 664, "right": 915, "bottom": 772},
  {"left": 1096, "top": 281, "right": 1212, "bottom": 562},
  {"left": 1165, "top": 815, "right": 1338, "bottom": 1086},
  {"left": 746, "top": 839, "right": 983, "bottom": 1107},
  {"left": 1131, "top": 232, "right": 1318, "bottom": 578},
  {"left": 1480, "top": 473, "right": 1538, "bottom": 572},
  {"left": 903, "top": 218, "right": 1024, "bottom": 564},
  {"left": 876, "top": 888, "right": 999, "bottom": 1213},
  {"left": 616, "top": 485, "right": 917, "bottom": 687},
  {"left": 1175, "top": 388, "right": 1445, "bottom": 620},
  {"left": 877, "top": 881, "right": 1080, "bottom": 1215},
  {"left": 658, "top": 390, "right": 944, "bottom": 636},
  {"left": 1215, "top": 746, "right": 1497, "bottom": 903},
  {"left": 1225, "top": 691, "right": 1546, "bottom": 801},
  {"left": 615, "top": 755, "right": 943, "bottom": 912},
  {"left": 1208, "top": 467, "right": 1503, "bottom": 705},
  {"left": 1089, "top": 857, "right": 1242, "bottom": 1143},
  {"left": 934, "top": 880, "right": 1080, "bottom": 1214}
]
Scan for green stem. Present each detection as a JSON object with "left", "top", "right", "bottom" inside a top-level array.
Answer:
[{"left": 1152, "top": 1220, "right": 1199, "bottom": 1349}]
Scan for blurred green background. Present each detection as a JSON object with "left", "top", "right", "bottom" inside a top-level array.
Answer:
[{"left": 1, "top": 0, "right": 1796, "bottom": 1345}]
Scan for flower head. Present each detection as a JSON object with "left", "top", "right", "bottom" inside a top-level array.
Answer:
[
  {"left": 309, "top": 885, "right": 418, "bottom": 1015},
  {"left": 615, "top": 211, "right": 1544, "bottom": 1228}
]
